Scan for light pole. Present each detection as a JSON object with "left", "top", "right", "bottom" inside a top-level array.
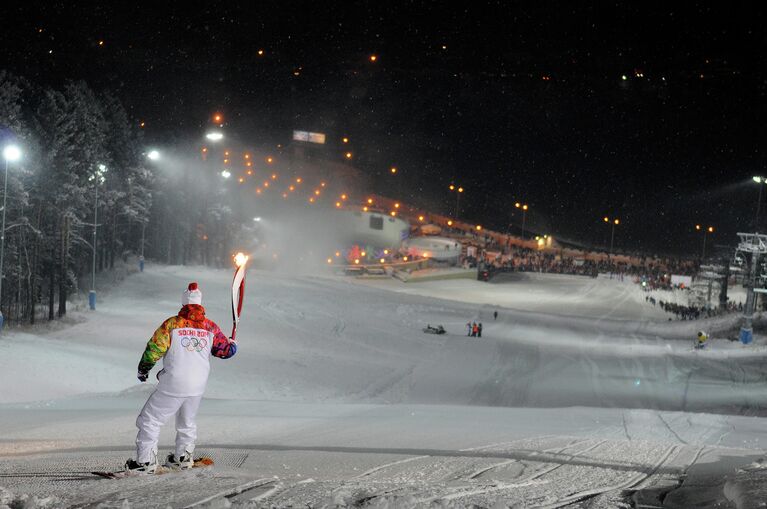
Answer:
[
  {"left": 696, "top": 224, "right": 714, "bottom": 260},
  {"left": 603, "top": 216, "right": 620, "bottom": 255},
  {"left": 390, "top": 167, "right": 402, "bottom": 200},
  {"left": 200, "top": 129, "right": 225, "bottom": 266},
  {"left": 449, "top": 185, "right": 464, "bottom": 217},
  {"left": 752, "top": 176, "right": 767, "bottom": 231},
  {"left": 89, "top": 164, "right": 107, "bottom": 310},
  {"left": 515, "top": 202, "right": 529, "bottom": 238},
  {"left": 0, "top": 145, "right": 21, "bottom": 330},
  {"left": 139, "top": 221, "right": 146, "bottom": 272},
  {"left": 141, "top": 150, "right": 163, "bottom": 271}
]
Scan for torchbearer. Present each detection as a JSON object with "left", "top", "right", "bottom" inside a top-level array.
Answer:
[{"left": 125, "top": 281, "right": 238, "bottom": 473}]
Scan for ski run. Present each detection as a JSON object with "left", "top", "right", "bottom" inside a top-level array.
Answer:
[{"left": 3, "top": 265, "right": 767, "bottom": 508}]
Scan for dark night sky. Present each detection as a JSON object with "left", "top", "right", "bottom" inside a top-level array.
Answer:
[{"left": 1, "top": 1, "right": 766, "bottom": 255}]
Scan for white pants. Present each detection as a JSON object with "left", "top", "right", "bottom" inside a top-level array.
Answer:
[{"left": 136, "top": 390, "right": 202, "bottom": 463}]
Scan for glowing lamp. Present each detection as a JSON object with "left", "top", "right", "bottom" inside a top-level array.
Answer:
[{"left": 3, "top": 145, "right": 21, "bottom": 162}]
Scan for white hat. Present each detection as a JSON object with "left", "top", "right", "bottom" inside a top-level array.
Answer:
[{"left": 182, "top": 282, "right": 202, "bottom": 305}]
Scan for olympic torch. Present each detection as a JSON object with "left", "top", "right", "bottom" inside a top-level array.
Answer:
[{"left": 231, "top": 252, "right": 249, "bottom": 341}]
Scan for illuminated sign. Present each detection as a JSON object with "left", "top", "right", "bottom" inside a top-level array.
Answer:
[{"left": 292, "top": 130, "right": 326, "bottom": 144}]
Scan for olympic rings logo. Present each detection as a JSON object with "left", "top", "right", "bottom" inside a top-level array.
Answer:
[{"left": 181, "top": 337, "right": 208, "bottom": 352}]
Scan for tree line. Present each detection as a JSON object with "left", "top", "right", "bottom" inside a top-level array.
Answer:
[{"left": 0, "top": 71, "right": 155, "bottom": 325}]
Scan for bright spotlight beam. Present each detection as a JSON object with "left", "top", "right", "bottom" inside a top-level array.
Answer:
[{"left": 206, "top": 132, "right": 224, "bottom": 141}]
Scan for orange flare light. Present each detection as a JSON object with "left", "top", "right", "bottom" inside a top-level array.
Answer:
[{"left": 234, "top": 252, "right": 249, "bottom": 267}]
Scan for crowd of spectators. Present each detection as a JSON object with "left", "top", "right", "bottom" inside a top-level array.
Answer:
[
  {"left": 645, "top": 294, "right": 744, "bottom": 320},
  {"left": 439, "top": 224, "right": 699, "bottom": 278},
  {"left": 466, "top": 245, "right": 700, "bottom": 281}
]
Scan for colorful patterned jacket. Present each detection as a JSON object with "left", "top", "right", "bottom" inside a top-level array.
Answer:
[{"left": 138, "top": 304, "right": 237, "bottom": 396}]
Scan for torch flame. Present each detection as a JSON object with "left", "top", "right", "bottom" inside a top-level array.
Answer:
[{"left": 234, "top": 252, "right": 249, "bottom": 267}]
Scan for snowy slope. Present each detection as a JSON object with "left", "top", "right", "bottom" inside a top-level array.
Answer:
[{"left": 2, "top": 265, "right": 767, "bottom": 507}]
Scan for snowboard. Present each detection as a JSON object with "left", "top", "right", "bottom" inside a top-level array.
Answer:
[{"left": 91, "top": 457, "right": 214, "bottom": 479}]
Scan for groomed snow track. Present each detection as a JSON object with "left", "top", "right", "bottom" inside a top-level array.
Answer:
[{"left": 0, "top": 437, "right": 697, "bottom": 508}]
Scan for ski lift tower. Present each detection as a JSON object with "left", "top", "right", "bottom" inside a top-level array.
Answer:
[
  {"left": 735, "top": 232, "right": 767, "bottom": 344},
  {"left": 698, "top": 264, "right": 726, "bottom": 310}
]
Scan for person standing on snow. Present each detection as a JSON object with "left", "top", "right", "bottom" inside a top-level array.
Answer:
[
  {"left": 466, "top": 322, "right": 472, "bottom": 336},
  {"left": 695, "top": 330, "right": 708, "bottom": 349},
  {"left": 478, "top": 322, "right": 483, "bottom": 338},
  {"left": 125, "top": 282, "right": 237, "bottom": 473}
]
